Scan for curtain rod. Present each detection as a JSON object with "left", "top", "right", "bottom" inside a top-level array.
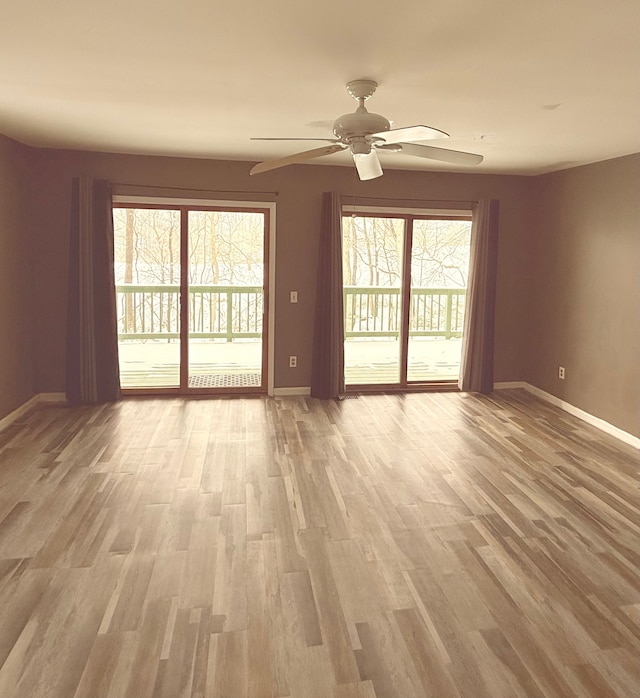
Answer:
[
  {"left": 112, "top": 182, "right": 279, "bottom": 196},
  {"left": 342, "top": 195, "right": 478, "bottom": 204}
]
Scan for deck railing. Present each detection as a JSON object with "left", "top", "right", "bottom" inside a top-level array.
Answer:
[
  {"left": 116, "top": 284, "right": 466, "bottom": 342},
  {"left": 116, "top": 284, "right": 263, "bottom": 341},
  {"left": 344, "top": 286, "right": 466, "bottom": 339}
]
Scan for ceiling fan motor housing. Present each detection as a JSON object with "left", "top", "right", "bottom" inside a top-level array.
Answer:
[{"left": 332, "top": 109, "right": 390, "bottom": 143}]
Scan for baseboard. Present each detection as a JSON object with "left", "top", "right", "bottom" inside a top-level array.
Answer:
[
  {"left": 494, "top": 382, "right": 640, "bottom": 449},
  {"left": 0, "top": 392, "right": 66, "bottom": 432},
  {"left": 272, "top": 387, "right": 311, "bottom": 397},
  {"left": 493, "top": 381, "right": 527, "bottom": 390}
]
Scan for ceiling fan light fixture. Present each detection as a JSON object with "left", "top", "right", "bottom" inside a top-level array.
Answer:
[
  {"left": 350, "top": 137, "right": 372, "bottom": 155},
  {"left": 352, "top": 151, "right": 383, "bottom": 180}
]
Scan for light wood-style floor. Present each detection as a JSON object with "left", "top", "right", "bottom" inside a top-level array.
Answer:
[{"left": 0, "top": 390, "right": 638, "bottom": 697}]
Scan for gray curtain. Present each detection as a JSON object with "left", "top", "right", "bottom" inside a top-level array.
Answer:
[
  {"left": 459, "top": 198, "right": 500, "bottom": 393},
  {"left": 310, "top": 192, "right": 345, "bottom": 399},
  {"left": 66, "top": 176, "right": 120, "bottom": 404}
]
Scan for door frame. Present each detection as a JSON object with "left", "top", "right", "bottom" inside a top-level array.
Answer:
[
  {"left": 341, "top": 204, "right": 472, "bottom": 392},
  {"left": 112, "top": 195, "right": 276, "bottom": 396}
]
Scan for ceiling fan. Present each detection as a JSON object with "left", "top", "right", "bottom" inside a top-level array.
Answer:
[{"left": 249, "top": 79, "right": 483, "bottom": 181}]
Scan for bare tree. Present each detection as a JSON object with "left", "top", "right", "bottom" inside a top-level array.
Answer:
[{"left": 341, "top": 214, "right": 470, "bottom": 334}]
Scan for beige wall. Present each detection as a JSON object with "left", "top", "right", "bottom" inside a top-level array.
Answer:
[
  {"left": 25, "top": 147, "right": 534, "bottom": 396},
  {"left": 0, "top": 135, "right": 36, "bottom": 419},
  {"left": 527, "top": 154, "right": 640, "bottom": 437}
]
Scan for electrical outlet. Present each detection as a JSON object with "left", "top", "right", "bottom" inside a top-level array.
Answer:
[
  {"left": 558, "top": 366, "right": 565, "bottom": 379},
  {"left": 290, "top": 290, "right": 298, "bottom": 303},
  {"left": 289, "top": 355, "right": 297, "bottom": 368}
]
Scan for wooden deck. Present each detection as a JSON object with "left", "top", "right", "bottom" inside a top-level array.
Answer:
[
  {"left": 118, "top": 338, "right": 463, "bottom": 388},
  {"left": 118, "top": 340, "right": 263, "bottom": 389},
  {"left": 0, "top": 390, "right": 638, "bottom": 696}
]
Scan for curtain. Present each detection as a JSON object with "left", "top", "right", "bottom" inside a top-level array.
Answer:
[
  {"left": 66, "top": 176, "right": 120, "bottom": 405},
  {"left": 458, "top": 198, "right": 500, "bottom": 393},
  {"left": 310, "top": 192, "right": 345, "bottom": 399}
]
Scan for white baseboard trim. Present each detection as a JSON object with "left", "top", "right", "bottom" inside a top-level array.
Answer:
[
  {"left": 0, "top": 392, "right": 66, "bottom": 432},
  {"left": 494, "top": 382, "right": 640, "bottom": 449},
  {"left": 272, "top": 387, "right": 311, "bottom": 397}
]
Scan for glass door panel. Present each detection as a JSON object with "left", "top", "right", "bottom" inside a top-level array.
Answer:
[
  {"left": 342, "top": 215, "right": 405, "bottom": 385},
  {"left": 114, "top": 205, "right": 268, "bottom": 394},
  {"left": 113, "top": 207, "right": 181, "bottom": 389},
  {"left": 407, "top": 218, "right": 471, "bottom": 382},
  {"left": 187, "top": 210, "right": 265, "bottom": 390}
]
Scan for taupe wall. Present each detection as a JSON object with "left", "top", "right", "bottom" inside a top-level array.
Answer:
[
  {"left": 2, "top": 138, "right": 637, "bottom": 439},
  {"left": 0, "top": 136, "right": 35, "bottom": 419},
  {"left": 526, "top": 154, "right": 640, "bottom": 437},
  {"left": 25, "top": 147, "right": 533, "bottom": 395}
]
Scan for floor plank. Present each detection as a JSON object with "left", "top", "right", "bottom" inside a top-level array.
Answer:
[{"left": 0, "top": 389, "right": 638, "bottom": 697}]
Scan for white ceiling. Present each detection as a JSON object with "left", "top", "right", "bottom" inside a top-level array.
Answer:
[{"left": 1, "top": 0, "right": 639, "bottom": 175}]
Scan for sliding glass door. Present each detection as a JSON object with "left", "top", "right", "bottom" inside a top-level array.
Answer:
[
  {"left": 406, "top": 218, "right": 472, "bottom": 382},
  {"left": 187, "top": 209, "right": 266, "bottom": 390},
  {"left": 343, "top": 215, "right": 405, "bottom": 384},
  {"left": 113, "top": 207, "right": 182, "bottom": 389},
  {"left": 113, "top": 204, "right": 269, "bottom": 394},
  {"left": 343, "top": 212, "right": 471, "bottom": 389}
]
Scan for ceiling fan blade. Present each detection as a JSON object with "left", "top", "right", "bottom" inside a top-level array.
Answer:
[
  {"left": 397, "top": 143, "right": 483, "bottom": 166},
  {"left": 372, "top": 125, "right": 450, "bottom": 145},
  {"left": 250, "top": 144, "right": 346, "bottom": 175},
  {"left": 251, "top": 137, "right": 338, "bottom": 142},
  {"left": 352, "top": 150, "right": 383, "bottom": 181}
]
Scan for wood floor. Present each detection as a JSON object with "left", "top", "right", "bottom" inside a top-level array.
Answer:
[{"left": 0, "top": 390, "right": 638, "bottom": 697}]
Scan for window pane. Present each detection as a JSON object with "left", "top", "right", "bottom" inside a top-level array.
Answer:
[
  {"left": 407, "top": 219, "right": 471, "bottom": 382},
  {"left": 187, "top": 210, "right": 265, "bottom": 389},
  {"left": 342, "top": 216, "right": 405, "bottom": 385},
  {"left": 113, "top": 207, "right": 181, "bottom": 388}
]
